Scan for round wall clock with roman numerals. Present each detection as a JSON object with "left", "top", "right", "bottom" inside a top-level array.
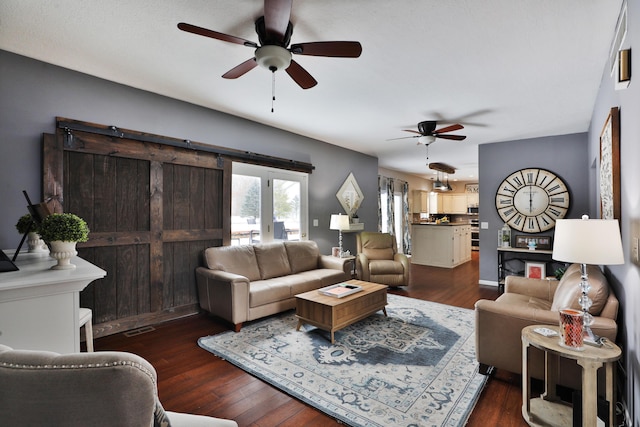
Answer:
[{"left": 495, "top": 168, "right": 570, "bottom": 233}]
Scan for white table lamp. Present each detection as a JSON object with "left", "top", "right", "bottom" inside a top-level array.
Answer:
[
  {"left": 552, "top": 215, "right": 624, "bottom": 343},
  {"left": 330, "top": 214, "right": 350, "bottom": 257}
]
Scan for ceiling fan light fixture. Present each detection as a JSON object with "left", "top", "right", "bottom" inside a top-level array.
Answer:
[
  {"left": 418, "top": 135, "right": 436, "bottom": 145},
  {"left": 255, "top": 45, "right": 292, "bottom": 72}
]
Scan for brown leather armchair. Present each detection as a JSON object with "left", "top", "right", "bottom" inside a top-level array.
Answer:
[
  {"left": 356, "top": 232, "right": 409, "bottom": 287},
  {"left": 474, "top": 263, "right": 618, "bottom": 390}
]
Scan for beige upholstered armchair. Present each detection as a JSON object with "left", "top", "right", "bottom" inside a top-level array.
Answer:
[
  {"left": 356, "top": 232, "right": 409, "bottom": 287},
  {"left": 0, "top": 345, "right": 237, "bottom": 427},
  {"left": 474, "top": 263, "right": 618, "bottom": 389}
]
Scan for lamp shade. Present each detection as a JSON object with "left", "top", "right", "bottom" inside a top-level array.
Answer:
[
  {"left": 552, "top": 217, "right": 624, "bottom": 265},
  {"left": 329, "top": 214, "right": 350, "bottom": 231}
]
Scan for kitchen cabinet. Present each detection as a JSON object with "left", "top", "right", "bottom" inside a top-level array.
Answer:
[
  {"left": 442, "top": 194, "right": 468, "bottom": 214},
  {"left": 428, "top": 193, "right": 442, "bottom": 214},
  {"left": 431, "top": 193, "right": 467, "bottom": 214},
  {"left": 412, "top": 190, "right": 429, "bottom": 213},
  {"left": 411, "top": 223, "right": 472, "bottom": 268},
  {"left": 467, "top": 192, "right": 479, "bottom": 207}
]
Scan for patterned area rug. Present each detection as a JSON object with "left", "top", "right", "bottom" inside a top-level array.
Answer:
[{"left": 198, "top": 294, "right": 488, "bottom": 427}]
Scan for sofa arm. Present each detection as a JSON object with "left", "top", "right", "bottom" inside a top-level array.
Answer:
[
  {"left": 504, "top": 276, "right": 558, "bottom": 301},
  {"left": 195, "top": 267, "right": 250, "bottom": 327},
  {"left": 319, "top": 255, "right": 351, "bottom": 276}
]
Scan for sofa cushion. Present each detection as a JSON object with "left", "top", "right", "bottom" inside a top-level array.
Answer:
[
  {"left": 203, "top": 245, "right": 261, "bottom": 282},
  {"left": 496, "top": 293, "right": 553, "bottom": 311},
  {"left": 369, "top": 259, "right": 403, "bottom": 275},
  {"left": 551, "top": 263, "right": 609, "bottom": 315},
  {"left": 254, "top": 243, "right": 292, "bottom": 280},
  {"left": 249, "top": 277, "right": 298, "bottom": 307},
  {"left": 284, "top": 241, "right": 320, "bottom": 273}
]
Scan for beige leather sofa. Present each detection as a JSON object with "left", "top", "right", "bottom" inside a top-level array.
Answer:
[
  {"left": 196, "top": 241, "right": 350, "bottom": 331},
  {"left": 475, "top": 263, "right": 618, "bottom": 389},
  {"left": 0, "top": 344, "right": 237, "bottom": 427},
  {"left": 356, "top": 232, "right": 409, "bottom": 287}
]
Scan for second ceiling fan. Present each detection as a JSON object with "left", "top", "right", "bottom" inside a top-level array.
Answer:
[
  {"left": 389, "top": 121, "right": 467, "bottom": 144},
  {"left": 177, "top": 0, "right": 362, "bottom": 89}
]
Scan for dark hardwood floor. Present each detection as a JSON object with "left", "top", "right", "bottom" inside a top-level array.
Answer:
[{"left": 95, "top": 252, "right": 529, "bottom": 426}]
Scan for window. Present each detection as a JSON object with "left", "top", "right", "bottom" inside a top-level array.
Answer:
[{"left": 231, "top": 163, "right": 308, "bottom": 245}]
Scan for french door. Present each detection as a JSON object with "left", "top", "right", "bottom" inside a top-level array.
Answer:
[{"left": 231, "top": 163, "right": 308, "bottom": 245}]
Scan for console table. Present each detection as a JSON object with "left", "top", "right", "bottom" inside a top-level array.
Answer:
[
  {"left": 497, "top": 247, "right": 561, "bottom": 292},
  {"left": 0, "top": 251, "right": 106, "bottom": 353}
]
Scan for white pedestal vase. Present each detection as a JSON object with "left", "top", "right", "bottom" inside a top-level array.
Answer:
[
  {"left": 27, "top": 232, "right": 48, "bottom": 253},
  {"left": 49, "top": 240, "right": 78, "bottom": 270}
]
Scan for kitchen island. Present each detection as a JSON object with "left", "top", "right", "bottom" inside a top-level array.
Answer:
[{"left": 411, "top": 223, "right": 472, "bottom": 268}]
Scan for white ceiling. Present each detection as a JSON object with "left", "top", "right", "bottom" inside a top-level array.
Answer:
[{"left": 0, "top": 0, "right": 623, "bottom": 181}]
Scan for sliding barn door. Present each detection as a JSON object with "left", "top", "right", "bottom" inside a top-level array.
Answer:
[{"left": 42, "top": 120, "right": 230, "bottom": 337}]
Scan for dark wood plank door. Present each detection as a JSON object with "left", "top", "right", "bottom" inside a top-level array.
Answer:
[{"left": 42, "top": 121, "right": 230, "bottom": 337}]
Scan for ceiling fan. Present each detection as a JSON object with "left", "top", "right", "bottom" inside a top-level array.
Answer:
[
  {"left": 388, "top": 121, "right": 467, "bottom": 144},
  {"left": 177, "top": 0, "right": 362, "bottom": 90}
]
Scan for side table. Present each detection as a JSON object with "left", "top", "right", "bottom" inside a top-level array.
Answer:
[
  {"left": 521, "top": 325, "right": 621, "bottom": 427},
  {"left": 338, "top": 255, "right": 356, "bottom": 278}
]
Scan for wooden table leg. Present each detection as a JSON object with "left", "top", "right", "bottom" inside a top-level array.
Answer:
[
  {"left": 382, "top": 307, "right": 387, "bottom": 316},
  {"left": 296, "top": 320, "right": 302, "bottom": 331},
  {"left": 578, "top": 359, "right": 603, "bottom": 426},
  {"left": 606, "top": 361, "right": 615, "bottom": 427},
  {"left": 522, "top": 339, "right": 531, "bottom": 417},
  {"left": 542, "top": 352, "right": 560, "bottom": 401}
]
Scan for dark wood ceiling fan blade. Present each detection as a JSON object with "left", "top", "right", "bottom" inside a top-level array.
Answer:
[
  {"left": 402, "top": 129, "right": 422, "bottom": 135},
  {"left": 435, "top": 134, "right": 467, "bottom": 141},
  {"left": 177, "top": 23, "right": 258, "bottom": 47},
  {"left": 222, "top": 58, "right": 258, "bottom": 79},
  {"left": 433, "top": 123, "right": 464, "bottom": 134},
  {"left": 386, "top": 135, "right": 420, "bottom": 141},
  {"left": 264, "top": 0, "right": 293, "bottom": 42},
  {"left": 285, "top": 60, "right": 317, "bottom": 89},
  {"left": 290, "top": 41, "right": 362, "bottom": 58}
]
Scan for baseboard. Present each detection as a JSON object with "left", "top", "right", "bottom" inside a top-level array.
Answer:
[{"left": 478, "top": 280, "right": 499, "bottom": 287}]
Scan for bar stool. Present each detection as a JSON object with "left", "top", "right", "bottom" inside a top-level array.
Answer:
[{"left": 78, "top": 308, "right": 93, "bottom": 352}]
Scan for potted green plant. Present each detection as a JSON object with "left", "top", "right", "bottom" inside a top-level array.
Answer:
[
  {"left": 39, "top": 213, "right": 90, "bottom": 270},
  {"left": 15, "top": 213, "right": 47, "bottom": 252}
]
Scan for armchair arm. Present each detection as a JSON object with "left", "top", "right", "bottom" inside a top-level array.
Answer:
[
  {"left": 504, "top": 276, "right": 558, "bottom": 302},
  {"left": 474, "top": 298, "right": 560, "bottom": 374},
  {"left": 356, "top": 253, "right": 370, "bottom": 281},
  {"left": 195, "top": 267, "right": 250, "bottom": 326},
  {"left": 394, "top": 253, "right": 410, "bottom": 283}
]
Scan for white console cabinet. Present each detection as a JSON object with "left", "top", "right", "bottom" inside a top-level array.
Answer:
[{"left": 0, "top": 251, "right": 106, "bottom": 353}]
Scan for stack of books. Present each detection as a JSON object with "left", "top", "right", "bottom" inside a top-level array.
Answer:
[{"left": 319, "top": 283, "right": 362, "bottom": 298}]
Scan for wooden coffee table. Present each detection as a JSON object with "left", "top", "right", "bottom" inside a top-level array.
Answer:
[{"left": 295, "top": 279, "right": 388, "bottom": 343}]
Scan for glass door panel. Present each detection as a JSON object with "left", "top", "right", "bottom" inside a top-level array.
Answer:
[
  {"left": 231, "top": 174, "right": 261, "bottom": 245},
  {"left": 273, "top": 178, "right": 300, "bottom": 241}
]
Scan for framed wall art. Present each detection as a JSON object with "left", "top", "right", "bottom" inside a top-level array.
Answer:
[
  {"left": 515, "top": 235, "right": 552, "bottom": 250},
  {"left": 336, "top": 172, "right": 363, "bottom": 217},
  {"left": 599, "top": 107, "right": 621, "bottom": 220},
  {"left": 525, "top": 261, "right": 546, "bottom": 279}
]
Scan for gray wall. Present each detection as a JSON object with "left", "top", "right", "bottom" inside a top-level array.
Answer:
[
  {"left": 589, "top": 2, "right": 640, "bottom": 423},
  {"left": 0, "top": 50, "right": 378, "bottom": 255},
  {"left": 478, "top": 133, "right": 590, "bottom": 283}
]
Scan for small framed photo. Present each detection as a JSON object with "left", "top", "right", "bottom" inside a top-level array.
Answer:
[
  {"left": 515, "top": 235, "right": 552, "bottom": 250},
  {"left": 525, "top": 262, "right": 546, "bottom": 279}
]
